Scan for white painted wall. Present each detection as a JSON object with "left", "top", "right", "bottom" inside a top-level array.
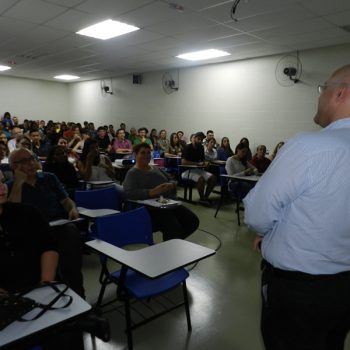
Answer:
[
  {"left": 0, "top": 76, "right": 68, "bottom": 121},
  {"left": 67, "top": 42, "right": 350, "bottom": 152},
  {"left": 1, "top": 43, "right": 350, "bottom": 153}
]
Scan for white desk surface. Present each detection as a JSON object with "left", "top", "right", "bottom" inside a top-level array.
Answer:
[
  {"left": 86, "top": 180, "right": 115, "bottom": 185},
  {"left": 86, "top": 239, "right": 216, "bottom": 279},
  {"left": 77, "top": 207, "right": 120, "bottom": 218},
  {"left": 221, "top": 174, "right": 261, "bottom": 182},
  {"left": 0, "top": 285, "right": 91, "bottom": 348},
  {"left": 129, "top": 198, "right": 181, "bottom": 209}
]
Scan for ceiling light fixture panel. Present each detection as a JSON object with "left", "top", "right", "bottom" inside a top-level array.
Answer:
[
  {"left": 54, "top": 75, "right": 80, "bottom": 80},
  {"left": 76, "top": 19, "right": 139, "bottom": 40},
  {"left": 0, "top": 65, "right": 11, "bottom": 71},
  {"left": 176, "top": 49, "right": 230, "bottom": 61}
]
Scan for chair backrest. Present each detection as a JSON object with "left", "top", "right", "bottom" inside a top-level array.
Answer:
[
  {"left": 75, "top": 186, "right": 122, "bottom": 211},
  {"left": 94, "top": 207, "right": 154, "bottom": 247}
]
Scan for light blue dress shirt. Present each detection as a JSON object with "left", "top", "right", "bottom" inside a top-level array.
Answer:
[{"left": 244, "top": 118, "right": 350, "bottom": 274}]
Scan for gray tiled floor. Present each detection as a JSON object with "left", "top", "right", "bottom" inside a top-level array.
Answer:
[{"left": 82, "top": 189, "right": 350, "bottom": 350}]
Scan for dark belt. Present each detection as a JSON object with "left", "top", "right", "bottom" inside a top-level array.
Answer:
[{"left": 263, "top": 260, "right": 350, "bottom": 282}]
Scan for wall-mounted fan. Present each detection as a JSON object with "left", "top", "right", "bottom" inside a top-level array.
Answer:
[
  {"left": 275, "top": 54, "right": 302, "bottom": 87},
  {"left": 162, "top": 71, "right": 179, "bottom": 94},
  {"left": 101, "top": 80, "right": 113, "bottom": 95}
]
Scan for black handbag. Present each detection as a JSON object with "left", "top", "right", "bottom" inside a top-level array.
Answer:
[{"left": 0, "top": 282, "right": 73, "bottom": 331}]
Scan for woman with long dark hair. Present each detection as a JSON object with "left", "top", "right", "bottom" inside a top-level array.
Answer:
[
  {"left": 77, "top": 138, "right": 115, "bottom": 181},
  {"left": 225, "top": 143, "right": 257, "bottom": 198},
  {"left": 217, "top": 137, "right": 234, "bottom": 161}
]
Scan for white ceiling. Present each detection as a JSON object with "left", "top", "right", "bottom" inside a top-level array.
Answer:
[{"left": 0, "top": 0, "right": 349, "bottom": 82}]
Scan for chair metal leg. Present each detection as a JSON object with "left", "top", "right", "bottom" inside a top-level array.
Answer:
[
  {"left": 184, "top": 185, "right": 188, "bottom": 200},
  {"left": 235, "top": 199, "right": 241, "bottom": 226},
  {"left": 189, "top": 186, "right": 192, "bottom": 202},
  {"left": 124, "top": 295, "right": 133, "bottom": 350},
  {"left": 97, "top": 279, "right": 108, "bottom": 307},
  {"left": 182, "top": 281, "right": 192, "bottom": 331},
  {"left": 214, "top": 194, "right": 224, "bottom": 217}
]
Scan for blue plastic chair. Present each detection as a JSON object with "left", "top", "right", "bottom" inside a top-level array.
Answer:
[
  {"left": 75, "top": 186, "right": 123, "bottom": 239},
  {"left": 75, "top": 186, "right": 122, "bottom": 211},
  {"left": 214, "top": 166, "right": 243, "bottom": 225},
  {"left": 94, "top": 207, "right": 191, "bottom": 350}
]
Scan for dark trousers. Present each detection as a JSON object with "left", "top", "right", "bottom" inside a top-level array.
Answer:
[
  {"left": 148, "top": 205, "right": 199, "bottom": 241},
  {"left": 228, "top": 181, "right": 254, "bottom": 199},
  {"left": 51, "top": 223, "right": 85, "bottom": 298},
  {"left": 261, "top": 261, "right": 350, "bottom": 350}
]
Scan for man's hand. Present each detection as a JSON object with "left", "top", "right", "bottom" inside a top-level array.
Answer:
[
  {"left": 150, "top": 183, "right": 175, "bottom": 197},
  {"left": 68, "top": 207, "right": 80, "bottom": 220},
  {"left": 244, "top": 168, "right": 253, "bottom": 176},
  {"left": 13, "top": 168, "right": 28, "bottom": 185},
  {"left": 253, "top": 235, "right": 263, "bottom": 252}
]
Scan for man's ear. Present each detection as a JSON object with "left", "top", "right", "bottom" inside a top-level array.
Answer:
[{"left": 336, "top": 85, "right": 349, "bottom": 100}]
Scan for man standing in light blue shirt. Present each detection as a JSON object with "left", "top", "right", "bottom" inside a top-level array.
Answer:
[{"left": 244, "top": 64, "right": 350, "bottom": 350}]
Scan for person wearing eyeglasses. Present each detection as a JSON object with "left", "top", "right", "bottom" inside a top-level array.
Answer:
[
  {"left": 244, "top": 65, "right": 350, "bottom": 350},
  {"left": 6, "top": 148, "right": 84, "bottom": 299}
]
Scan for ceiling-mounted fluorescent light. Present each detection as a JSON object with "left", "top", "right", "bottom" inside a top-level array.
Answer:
[
  {"left": 76, "top": 19, "right": 139, "bottom": 40},
  {"left": 54, "top": 75, "right": 80, "bottom": 80},
  {"left": 177, "top": 49, "right": 230, "bottom": 61},
  {"left": 0, "top": 65, "right": 11, "bottom": 71}
]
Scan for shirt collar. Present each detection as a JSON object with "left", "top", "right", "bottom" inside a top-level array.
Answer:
[{"left": 323, "top": 117, "right": 350, "bottom": 131}]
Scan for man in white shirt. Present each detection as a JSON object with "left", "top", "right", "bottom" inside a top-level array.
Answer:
[
  {"left": 7, "top": 126, "right": 22, "bottom": 153},
  {"left": 244, "top": 64, "right": 350, "bottom": 350}
]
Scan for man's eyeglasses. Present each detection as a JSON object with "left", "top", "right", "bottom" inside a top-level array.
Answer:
[
  {"left": 13, "top": 155, "right": 35, "bottom": 165},
  {"left": 317, "top": 82, "right": 350, "bottom": 94}
]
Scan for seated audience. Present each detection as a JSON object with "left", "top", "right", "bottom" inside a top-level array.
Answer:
[
  {"left": 0, "top": 132, "right": 8, "bottom": 145},
  {"left": 217, "top": 137, "right": 234, "bottom": 161},
  {"left": 134, "top": 127, "right": 153, "bottom": 150},
  {"left": 165, "top": 132, "right": 182, "bottom": 157},
  {"left": 0, "top": 182, "right": 58, "bottom": 293},
  {"left": 225, "top": 143, "right": 258, "bottom": 199},
  {"left": 250, "top": 145, "right": 271, "bottom": 173},
  {"left": 0, "top": 141, "right": 9, "bottom": 164},
  {"left": 0, "top": 142, "right": 11, "bottom": 182},
  {"left": 0, "top": 179, "right": 109, "bottom": 349},
  {"left": 269, "top": 141, "right": 285, "bottom": 161},
  {"left": 73, "top": 129, "right": 90, "bottom": 153},
  {"left": 67, "top": 126, "right": 82, "bottom": 149},
  {"left": 204, "top": 138, "right": 218, "bottom": 162},
  {"left": 119, "top": 122, "right": 129, "bottom": 139},
  {"left": 150, "top": 128, "right": 158, "bottom": 150},
  {"left": 177, "top": 130, "right": 187, "bottom": 148},
  {"left": 237, "top": 137, "right": 252, "bottom": 161},
  {"left": 203, "top": 130, "right": 219, "bottom": 148},
  {"left": 43, "top": 145, "right": 79, "bottom": 198},
  {"left": 7, "top": 148, "right": 84, "bottom": 298},
  {"left": 111, "top": 128, "right": 133, "bottom": 157},
  {"left": 181, "top": 132, "right": 217, "bottom": 204},
  {"left": 30, "top": 128, "right": 50, "bottom": 159},
  {"left": 1, "top": 111, "right": 13, "bottom": 127},
  {"left": 157, "top": 129, "right": 169, "bottom": 156},
  {"left": 128, "top": 127, "right": 138, "bottom": 144},
  {"left": 95, "top": 126, "right": 111, "bottom": 152},
  {"left": 15, "top": 134, "right": 42, "bottom": 169},
  {"left": 7, "top": 126, "right": 22, "bottom": 153},
  {"left": 77, "top": 138, "right": 116, "bottom": 182},
  {"left": 57, "top": 137, "right": 79, "bottom": 165},
  {"left": 123, "top": 143, "right": 199, "bottom": 241}
]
